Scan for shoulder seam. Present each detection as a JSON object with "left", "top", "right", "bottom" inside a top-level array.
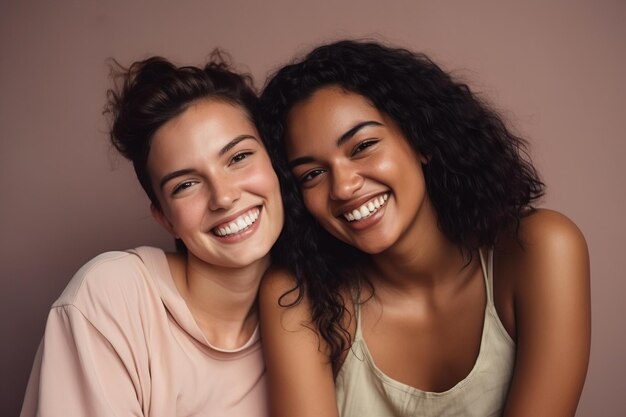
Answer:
[{"left": 53, "top": 251, "right": 139, "bottom": 307}]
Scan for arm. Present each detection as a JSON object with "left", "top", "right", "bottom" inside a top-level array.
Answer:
[
  {"left": 498, "top": 209, "right": 591, "bottom": 417},
  {"left": 259, "top": 268, "right": 340, "bottom": 417}
]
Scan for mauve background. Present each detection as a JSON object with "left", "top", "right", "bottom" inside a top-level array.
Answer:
[{"left": 1, "top": 0, "right": 624, "bottom": 415}]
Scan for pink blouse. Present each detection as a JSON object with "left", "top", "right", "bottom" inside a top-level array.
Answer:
[{"left": 20, "top": 247, "right": 267, "bottom": 417}]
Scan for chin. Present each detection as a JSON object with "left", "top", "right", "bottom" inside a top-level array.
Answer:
[
  {"left": 215, "top": 254, "right": 270, "bottom": 269},
  {"left": 343, "top": 232, "right": 395, "bottom": 255},
  {"left": 191, "top": 242, "right": 273, "bottom": 270},
  {"left": 333, "top": 236, "right": 388, "bottom": 255},
  {"left": 356, "top": 244, "right": 390, "bottom": 255}
]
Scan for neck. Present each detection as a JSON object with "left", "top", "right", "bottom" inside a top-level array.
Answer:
[
  {"left": 169, "top": 252, "right": 270, "bottom": 349},
  {"left": 371, "top": 199, "right": 472, "bottom": 290}
]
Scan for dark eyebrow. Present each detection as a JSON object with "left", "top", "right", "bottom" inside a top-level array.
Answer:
[
  {"left": 159, "top": 134, "right": 257, "bottom": 189},
  {"left": 159, "top": 168, "right": 195, "bottom": 190},
  {"left": 219, "top": 134, "right": 258, "bottom": 156},
  {"left": 288, "top": 121, "right": 383, "bottom": 169},
  {"left": 288, "top": 156, "right": 315, "bottom": 170},
  {"left": 336, "top": 121, "right": 383, "bottom": 147}
]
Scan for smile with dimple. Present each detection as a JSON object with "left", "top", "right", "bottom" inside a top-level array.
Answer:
[
  {"left": 343, "top": 193, "right": 389, "bottom": 222},
  {"left": 213, "top": 207, "right": 260, "bottom": 236}
]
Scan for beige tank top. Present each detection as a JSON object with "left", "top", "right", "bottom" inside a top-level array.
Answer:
[{"left": 335, "top": 250, "right": 515, "bottom": 417}]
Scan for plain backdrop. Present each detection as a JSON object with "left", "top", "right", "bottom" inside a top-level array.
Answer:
[{"left": 1, "top": 1, "right": 624, "bottom": 416}]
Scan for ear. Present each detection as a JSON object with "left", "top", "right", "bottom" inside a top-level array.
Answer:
[
  {"left": 418, "top": 153, "right": 430, "bottom": 164},
  {"left": 151, "top": 204, "right": 178, "bottom": 238}
]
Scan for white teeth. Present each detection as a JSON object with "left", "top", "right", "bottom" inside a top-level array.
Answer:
[
  {"left": 342, "top": 194, "right": 389, "bottom": 222},
  {"left": 214, "top": 208, "right": 260, "bottom": 236}
]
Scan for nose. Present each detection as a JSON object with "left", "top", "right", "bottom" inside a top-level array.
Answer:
[
  {"left": 329, "top": 162, "right": 364, "bottom": 201},
  {"left": 207, "top": 175, "right": 240, "bottom": 211}
]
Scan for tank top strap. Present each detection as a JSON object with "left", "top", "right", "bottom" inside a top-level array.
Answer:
[
  {"left": 478, "top": 248, "right": 495, "bottom": 305},
  {"left": 353, "top": 293, "right": 364, "bottom": 340}
]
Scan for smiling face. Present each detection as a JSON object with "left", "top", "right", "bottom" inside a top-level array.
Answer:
[
  {"left": 148, "top": 99, "right": 283, "bottom": 269},
  {"left": 286, "top": 86, "right": 434, "bottom": 255}
]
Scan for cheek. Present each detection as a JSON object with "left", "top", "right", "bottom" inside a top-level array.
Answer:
[
  {"left": 372, "top": 155, "right": 398, "bottom": 177},
  {"left": 302, "top": 187, "right": 334, "bottom": 226},
  {"left": 302, "top": 192, "right": 321, "bottom": 216},
  {"left": 244, "top": 162, "right": 285, "bottom": 232},
  {"left": 380, "top": 149, "right": 424, "bottom": 185},
  {"left": 243, "top": 162, "right": 281, "bottom": 198},
  {"left": 165, "top": 198, "right": 207, "bottom": 231}
]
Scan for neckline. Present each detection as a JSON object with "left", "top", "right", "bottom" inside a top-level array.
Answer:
[
  {"left": 350, "top": 249, "right": 493, "bottom": 396},
  {"left": 131, "top": 246, "right": 261, "bottom": 358}
]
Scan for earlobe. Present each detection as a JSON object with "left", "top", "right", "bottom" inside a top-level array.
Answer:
[{"left": 151, "top": 204, "right": 178, "bottom": 238}]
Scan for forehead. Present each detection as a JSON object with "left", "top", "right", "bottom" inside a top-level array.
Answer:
[
  {"left": 147, "top": 99, "right": 257, "bottom": 171},
  {"left": 288, "top": 86, "right": 380, "bottom": 128},
  {"left": 158, "top": 99, "right": 252, "bottom": 139},
  {"left": 286, "top": 87, "right": 383, "bottom": 150},
  {"left": 152, "top": 99, "right": 254, "bottom": 149}
]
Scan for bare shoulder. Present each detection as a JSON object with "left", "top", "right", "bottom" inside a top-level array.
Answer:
[
  {"left": 493, "top": 209, "right": 590, "bottom": 340},
  {"left": 518, "top": 208, "right": 587, "bottom": 251},
  {"left": 259, "top": 266, "right": 315, "bottom": 335},
  {"left": 495, "top": 213, "right": 591, "bottom": 415},
  {"left": 496, "top": 208, "right": 589, "bottom": 279},
  {"left": 260, "top": 265, "right": 301, "bottom": 306}
]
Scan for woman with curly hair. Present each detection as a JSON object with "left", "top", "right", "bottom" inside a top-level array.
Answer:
[
  {"left": 259, "top": 40, "right": 590, "bottom": 417},
  {"left": 20, "top": 54, "right": 283, "bottom": 417}
]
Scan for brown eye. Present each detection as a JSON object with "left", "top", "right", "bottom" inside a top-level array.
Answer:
[
  {"left": 172, "top": 180, "right": 198, "bottom": 195},
  {"left": 300, "top": 169, "right": 326, "bottom": 184},
  {"left": 230, "top": 151, "right": 254, "bottom": 165},
  {"left": 352, "top": 139, "right": 378, "bottom": 156}
]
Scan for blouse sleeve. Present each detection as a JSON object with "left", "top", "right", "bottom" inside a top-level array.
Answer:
[
  {"left": 20, "top": 304, "right": 144, "bottom": 417},
  {"left": 20, "top": 252, "right": 151, "bottom": 417}
]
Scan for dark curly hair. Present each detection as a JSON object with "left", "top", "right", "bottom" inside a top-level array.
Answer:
[
  {"left": 259, "top": 39, "right": 544, "bottom": 371},
  {"left": 105, "top": 51, "right": 258, "bottom": 252}
]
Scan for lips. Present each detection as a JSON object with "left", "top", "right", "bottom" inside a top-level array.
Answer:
[
  {"left": 342, "top": 193, "right": 389, "bottom": 222},
  {"left": 212, "top": 207, "right": 260, "bottom": 237}
]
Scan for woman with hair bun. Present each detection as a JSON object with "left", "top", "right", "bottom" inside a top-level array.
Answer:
[
  {"left": 259, "top": 40, "right": 590, "bottom": 417},
  {"left": 21, "top": 53, "right": 283, "bottom": 417}
]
